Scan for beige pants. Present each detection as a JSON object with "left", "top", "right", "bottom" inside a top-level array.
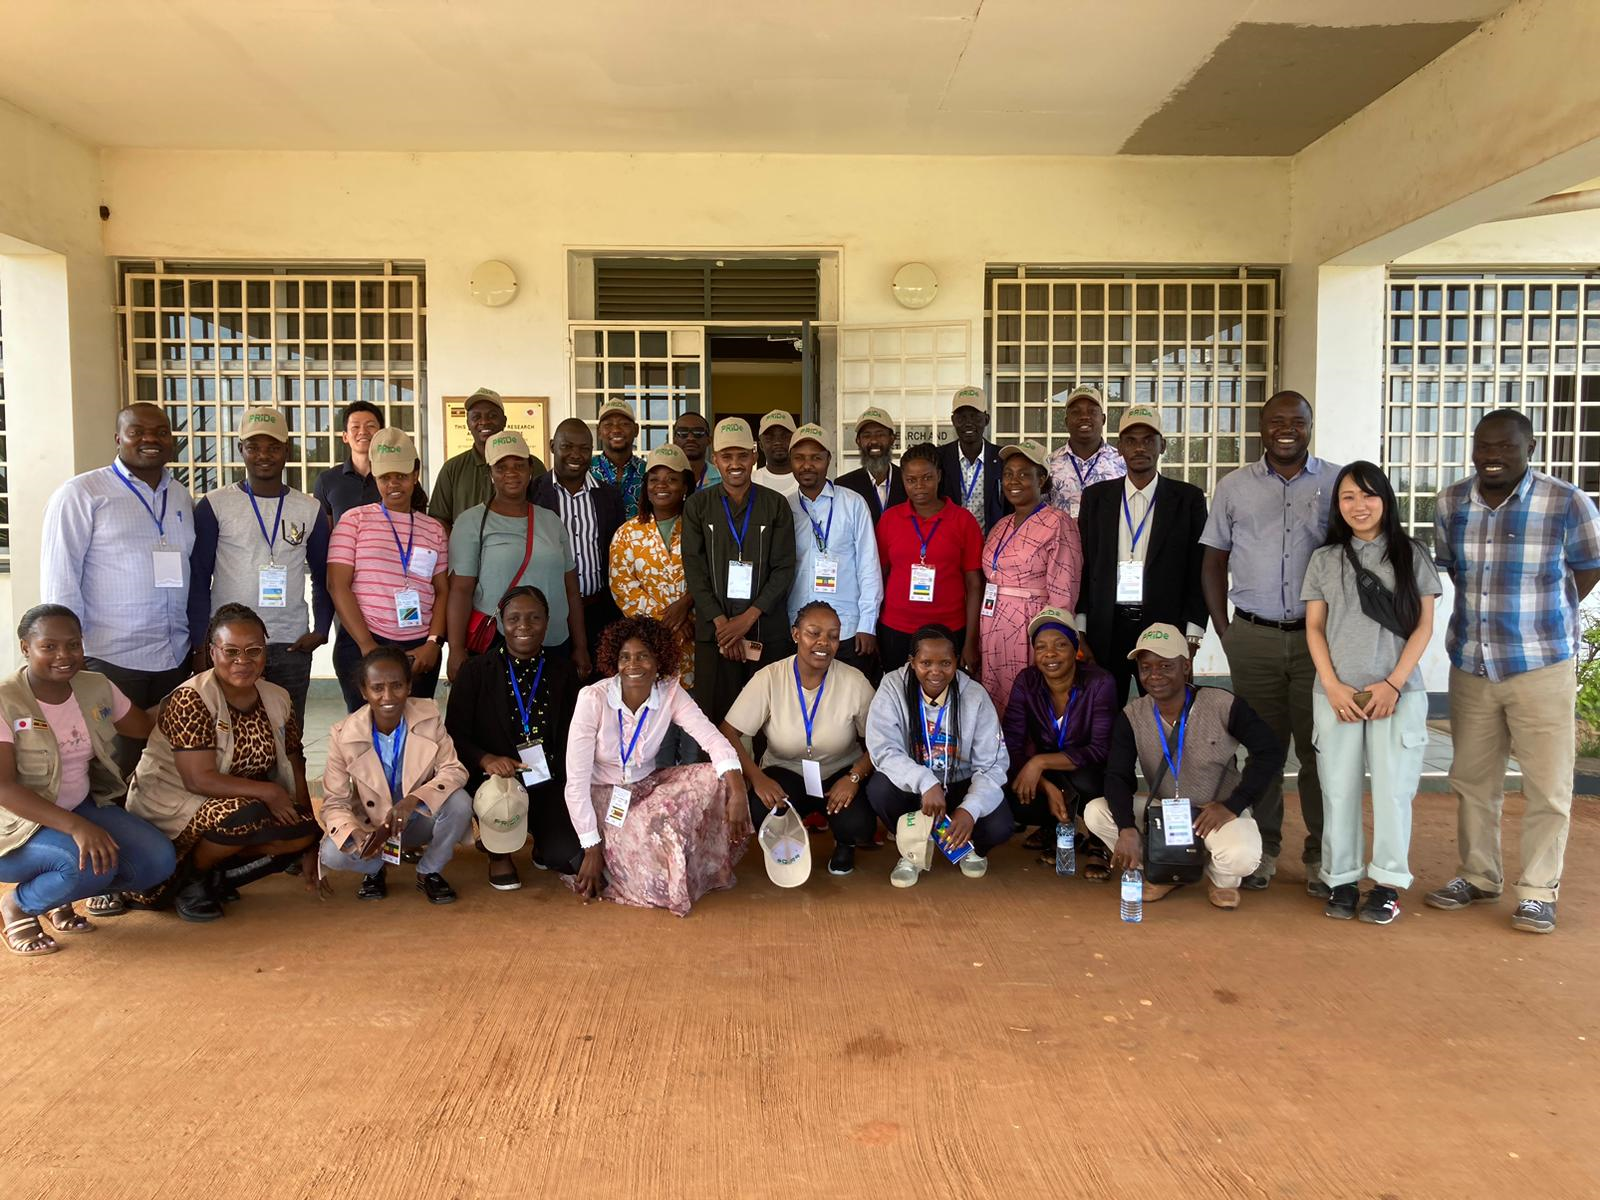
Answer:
[
  {"left": 1084, "top": 796, "right": 1263, "bottom": 889},
  {"left": 1447, "top": 661, "right": 1575, "bottom": 903}
]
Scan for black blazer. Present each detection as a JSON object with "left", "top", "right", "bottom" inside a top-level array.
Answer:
[
  {"left": 1078, "top": 474, "right": 1209, "bottom": 661},
  {"left": 937, "top": 440, "right": 1005, "bottom": 532},
  {"left": 530, "top": 474, "right": 625, "bottom": 593},
  {"left": 444, "top": 649, "right": 580, "bottom": 793},
  {"left": 836, "top": 465, "right": 906, "bottom": 521}
]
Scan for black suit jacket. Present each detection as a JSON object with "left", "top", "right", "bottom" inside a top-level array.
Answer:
[
  {"left": 1078, "top": 474, "right": 1209, "bottom": 661},
  {"left": 836, "top": 465, "right": 906, "bottom": 521},
  {"left": 937, "top": 440, "right": 1005, "bottom": 532},
  {"left": 530, "top": 474, "right": 626, "bottom": 594}
]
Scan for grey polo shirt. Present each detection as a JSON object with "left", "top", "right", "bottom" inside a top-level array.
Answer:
[{"left": 1200, "top": 455, "right": 1340, "bottom": 621}]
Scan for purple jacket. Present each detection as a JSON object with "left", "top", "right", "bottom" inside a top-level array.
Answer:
[{"left": 1001, "top": 661, "right": 1116, "bottom": 772}]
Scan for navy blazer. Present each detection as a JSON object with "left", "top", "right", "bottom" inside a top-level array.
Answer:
[
  {"left": 937, "top": 439, "right": 1005, "bottom": 532},
  {"left": 836, "top": 465, "right": 907, "bottom": 522}
]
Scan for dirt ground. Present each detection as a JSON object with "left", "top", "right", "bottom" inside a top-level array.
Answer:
[{"left": 2, "top": 792, "right": 1596, "bottom": 1200}]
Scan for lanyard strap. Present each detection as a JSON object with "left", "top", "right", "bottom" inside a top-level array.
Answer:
[
  {"left": 507, "top": 653, "right": 545, "bottom": 739},
  {"left": 909, "top": 512, "right": 943, "bottom": 564},
  {"left": 1122, "top": 489, "right": 1155, "bottom": 554},
  {"left": 618, "top": 706, "right": 651, "bottom": 774},
  {"left": 960, "top": 455, "right": 983, "bottom": 503},
  {"left": 918, "top": 693, "right": 949, "bottom": 779},
  {"left": 798, "top": 493, "right": 834, "bottom": 553},
  {"left": 721, "top": 494, "right": 753, "bottom": 561},
  {"left": 112, "top": 461, "right": 170, "bottom": 539},
  {"left": 990, "top": 502, "right": 1045, "bottom": 572},
  {"left": 242, "top": 482, "right": 287, "bottom": 558},
  {"left": 793, "top": 659, "right": 826, "bottom": 749},
  {"left": 1051, "top": 686, "right": 1079, "bottom": 750},
  {"left": 372, "top": 719, "right": 408, "bottom": 801},
  {"left": 379, "top": 505, "right": 417, "bottom": 576},
  {"left": 1155, "top": 688, "right": 1192, "bottom": 786},
  {"left": 1069, "top": 447, "right": 1101, "bottom": 488}
]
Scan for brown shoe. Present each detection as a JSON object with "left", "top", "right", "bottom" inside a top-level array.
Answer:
[
  {"left": 1142, "top": 881, "right": 1179, "bottom": 902},
  {"left": 1208, "top": 883, "right": 1241, "bottom": 910}
]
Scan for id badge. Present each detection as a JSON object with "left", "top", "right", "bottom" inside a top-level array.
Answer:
[
  {"left": 909, "top": 563, "right": 936, "bottom": 603},
  {"left": 727, "top": 559, "right": 754, "bottom": 601},
  {"left": 802, "top": 758, "right": 825, "bottom": 798},
  {"left": 517, "top": 741, "right": 551, "bottom": 786},
  {"left": 1161, "top": 797, "right": 1195, "bottom": 847},
  {"left": 393, "top": 588, "right": 424, "bottom": 629},
  {"left": 1116, "top": 560, "right": 1144, "bottom": 603},
  {"left": 258, "top": 565, "right": 288, "bottom": 609},
  {"left": 381, "top": 833, "right": 403, "bottom": 866},
  {"left": 980, "top": 581, "right": 998, "bottom": 618},
  {"left": 605, "top": 784, "right": 632, "bottom": 827},
  {"left": 812, "top": 555, "right": 840, "bottom": 595},
  {"left": 409, "top": 547, "right": 439, "bottom": 579},
  {"left": 152, "top": 547, "right": 185, "bottom": 589}
]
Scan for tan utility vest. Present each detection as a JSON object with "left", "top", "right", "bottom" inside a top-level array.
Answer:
[{"left": 0, "top": 668, "right": 125, "bottom": 856}]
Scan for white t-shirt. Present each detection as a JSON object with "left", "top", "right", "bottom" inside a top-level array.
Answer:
[{"left": 0, "top": 685, "right": 133, "bottom": 809}]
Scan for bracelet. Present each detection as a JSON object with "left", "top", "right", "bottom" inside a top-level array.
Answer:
[{"left": 1380, "top": 679, "right": 1401, "bottom": 694}]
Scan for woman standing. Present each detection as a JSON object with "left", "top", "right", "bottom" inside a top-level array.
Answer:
[
  {"left": 1303, "top": 461, "right": 1440, "bottom": 925},
  {"left": 446, "top": 430, "right": 588, "bottom": 682},
  {"left": 446, "top": 586, "right": 582, "bottom": 890},
  {"left": 979, "top": 440, "right": 1082, "bottom": 711},
  {"left": 875, "top": 443, "right": 983, "bottom": 672},
  {"left": 565, "top": 616, "right": 752, "bottom": 916},
  {"left": 0, "top": 605, "right": 176, "bottom": 956}
]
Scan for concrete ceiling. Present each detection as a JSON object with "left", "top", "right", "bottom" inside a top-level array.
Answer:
[{"left": 0, "top": 0, "right": 1510, "bottom": 155}]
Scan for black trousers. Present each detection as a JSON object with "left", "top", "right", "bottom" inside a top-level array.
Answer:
[
  {"left": 85, "top": 657, "right": 191, "bottom": 776},
  {"left": 692, "top": 632, "right": 795, "bottom": 728},
  {"left": 876, "top": 624, "right": 967, "bottom": 676},
  {"left": 531, "top": 780, "right": 583, "bottom": 874},
  {"left": 747, "top": 765, "right": 876, "bottom": 847},
  {"left": 333, "top": 627, "right": 441, "bottom": 713},
  {"left": 864, "top": 774, "right": 1014, "bottom": 856},
  {"left": 832, "top": 637, "right": 880, "bottom": 687},
  {"left": 1099, "top": 604, "right": 1149, "bottom": 706},
  {"left": 581, "top": 590, "right": 622, "bottom": 662},
  {"left": 1007, "top": 765, "right": 1107, "bottom": 836}
]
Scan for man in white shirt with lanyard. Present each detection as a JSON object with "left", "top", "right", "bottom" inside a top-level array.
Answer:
[{"left": 1046, "top": 384, "right": 1126, "bottom": 519}]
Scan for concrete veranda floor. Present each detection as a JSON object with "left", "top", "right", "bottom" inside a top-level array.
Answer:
[{"left": 2, "top": 785, "right": 1596, "bottom": 1198}]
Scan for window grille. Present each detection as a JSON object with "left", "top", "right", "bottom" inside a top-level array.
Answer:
[
  {"left": 835, "top": 323, "right": 972, "bottom": 471},
  {"left": 569, "top": 325, "right": 706, "bottom": 453},
  {"left": 0, "top": 279, "right": 8, "bottom": 568}
]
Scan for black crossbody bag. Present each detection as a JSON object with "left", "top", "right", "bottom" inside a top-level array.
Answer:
[
  {"left": 1141, "top": 736, "right": 1205, "bottom": 885},
  {"left": 1341, "top": 543, "right": 1415, "bottom": 639}
]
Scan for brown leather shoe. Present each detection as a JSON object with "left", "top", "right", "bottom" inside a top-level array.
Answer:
[
  {"left": 1208, "top": 883, "right": 1241, "bottom": 910},
  {"left": 1142, "top": 881, "right": 1179, "bottom": 902}
]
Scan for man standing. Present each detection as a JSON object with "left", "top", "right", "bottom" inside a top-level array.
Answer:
[
  {"left": 938, "top": 386, "right": 1005, "bottom": 532},
  {"left": 314, "top": 400, "right": 427, "bottom": 526},
  {"left": 533, "top": 418, "right": 626, "bottom": 661},
  {"left": 786, "top": 423, "right": 881, "bottom": 671},
  {"left": 682, "top": 418, "right": 797, "bottom": 726},
  {"left": 1076, "top": 404, "right": 1208, "bottom": 703},
  {"left": 41, "top": 402, "right": 196, "bottom": 770},
  {"left": 428, "top": 387, "right": 546, "bottom": 532},
  {"left": 1424, "top": 410, "right": 1600, "bottom": 935},
  {"left": 590, "top": 397, "right": 647, "bottom": 520},
  {"left": 673, "top": 410, "right": 721, "bottom": 492},
  {"left": 1200, "top": 389, "right": 1339, "bottom": 895},
  {"left": 751, "top": 409, "right": 800, "bottom": 497},
  {"left": 1047, "top": 385, "right": 1125, "bottom": 518},
  {"left": 188, "top": 407, "right": 332, "bottom": 725},
  {"left": 836, "top": 408, "right": 906, "bottom": 521}
]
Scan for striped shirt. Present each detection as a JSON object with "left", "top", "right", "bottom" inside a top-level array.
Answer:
[
  {"left": 1434, "top": 469, "right": 1600, "bottom": 682},
  {"left": 327, "top": 503, "right": 449, "bottom": 639},
  {"left": 550, "top": 476, "right": 603, "bottom": 597}
]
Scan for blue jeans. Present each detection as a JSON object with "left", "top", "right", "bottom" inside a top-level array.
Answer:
[
  {"left": 318, "top": 789, "right": 472, "bottom": 876},
  {"left": 0, "top": 801, "right": 177, "bottom": 916}
]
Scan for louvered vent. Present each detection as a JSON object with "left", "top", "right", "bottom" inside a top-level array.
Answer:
[{"left": 596, "top": 259, "right": 819, "bottom": 320}]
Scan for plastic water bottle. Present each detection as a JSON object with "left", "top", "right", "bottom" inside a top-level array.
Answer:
[
  {"left": 1054, "top": 822, "right": 1076, "bottom": 876},
  {"left": 1120, "top": 869, "right": 1144, "bottom": 923}
]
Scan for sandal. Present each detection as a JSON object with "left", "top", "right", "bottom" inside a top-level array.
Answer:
[
  {"left": 4, "top": 915, "right": 60, "bottom": 957},
  {"left": 1021, "top": 827, "right": 1047, "bottom": 851},
  {"left": 1082, "top": 844, "right": 1111, "bottom": 883},
  {"left": 45, "top": 904, "right": 96, "bottom": 934},
  {"left": 85, "top": 892, "right": 126, "bottom": 918}
]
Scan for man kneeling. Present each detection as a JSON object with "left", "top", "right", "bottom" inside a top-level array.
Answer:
[
  {"left": 1084, "top": 624, "right": 1282, "bottom": 909},
  {"left": 318, "top": 647, "right": 472, "bottom": 903}
]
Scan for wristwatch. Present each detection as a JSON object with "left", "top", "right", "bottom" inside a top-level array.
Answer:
[
  {"left": 425, "top": 634, "right": 442, "bottom": 646},
  {"left": 848, "top": 770, "right": 864, "bottom": 785}
]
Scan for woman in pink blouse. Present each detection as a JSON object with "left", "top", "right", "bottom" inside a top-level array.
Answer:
[{"left": 563, "top": 615, "right": 751, "bottom": 915}]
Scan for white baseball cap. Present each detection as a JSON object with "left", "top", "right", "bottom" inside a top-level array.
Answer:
[
  {"left": 473, "top": 775, "right": 529, "bottom": 854},
  {"left": 759, "top": 803, "right": 812, "bottom": 888}
]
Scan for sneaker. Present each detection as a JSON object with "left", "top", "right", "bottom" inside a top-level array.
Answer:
[
  {"left": 828, "top": 844, "right": 856, "bottom": 877},
  {"left": 357, "top": 866, "right": 388, "bottom": 901},
  {"left": 1359, "top": 886, "right": 1401, "bottom": 925},
  {"left": 959, "top": 853, "right": 988, "bottom": 879},
  {"left": 1306, "top": 863, "right": 1331, "bottom": 900},
  {"left": 1323, "top": 883, "right": 1359, "bottom": 920},
  {"left": 1424, "top": 877, "right": 1502, "bottom": 911},
  {"left": 1241, "top": 854, "right": 1277, "bottom": 891},
  {"left": 1510, "top": 899, "right": 1556, "bottom": 934},
  {"left": 889, "top": 856, "right": 922, "bottom": 888}
]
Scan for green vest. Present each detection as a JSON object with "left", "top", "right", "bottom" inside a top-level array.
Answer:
[{"left": 0, "top": 668, "right": 126, "bottom": 857}]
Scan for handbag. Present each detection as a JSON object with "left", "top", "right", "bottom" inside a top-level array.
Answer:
[
  {"left": 465, "top": 504, "right": 538, "bottom": 655},
  {"left": 1341, "top": 543, "right": 1414, "bottom": 639},
  {"left": 1140, "top": 750, "right": 1205, "bottom": 884}
]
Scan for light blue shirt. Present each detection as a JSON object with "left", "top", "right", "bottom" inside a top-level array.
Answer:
[
  {"left": 1199, "top": 455, "right": 1339, "bottom": 621},
  {"left": 41, "top": 463, "right": 196, "bottom": 671},
  {"left": 785, "top": 482, "right": 882, "bottom": 639}
]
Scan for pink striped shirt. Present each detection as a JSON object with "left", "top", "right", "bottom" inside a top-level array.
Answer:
[{"left": 327, "top": 503, "right": 449, "bottom": 639}]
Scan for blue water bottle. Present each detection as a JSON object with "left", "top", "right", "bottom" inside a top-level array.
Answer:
[
  {"left": 1120, "top": 868, "right": 1143, "bottom": 923},
  {"left": 1055, "top": 821, "right": 1076, "bottom": 876}
]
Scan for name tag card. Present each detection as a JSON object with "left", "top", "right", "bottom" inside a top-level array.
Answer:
[
  {"left": 802, "top": 759, "right": 825, "bottom": 798},
  {"left": 409, "top": 547, "right": 439, "bottom": 579},
  {"left": 381, "top": 833, "right": 404, "bottom": 865},
  {"left": 812, "top": 555, "right": 839, "bottom": 595},
  {"left": 605, "top": 785, "right": 632, "bottom": 827},
  {"left": 518, "top": 742, "right": 551, "bottom": 786},
  {"left": 152, "top": 548, "right": 185, "bottom": 589},
  {"left": 258, "top": 566, "right": 288, "bottom": 609},
  {"left": 727, "top": 560, "right": 754, "bottom": 601},
  {"left": 980, "top": 582, "right": 998, "bottom": 618},
  {"left": 909, "top": 563, "right": 936, "bottom": 603},
  {"left": 1160, "top": 797, "right": 1194, "bottom": 847},
  {"left": 1117, "top": 560, "right": 1144, "bottom": 603},
  {"left": 393, "top": 588, "right": 424, "bottom": 629}
]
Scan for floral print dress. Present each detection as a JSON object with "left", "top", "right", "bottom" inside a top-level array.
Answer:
[{"left": 609, "top": 514, "right": 695, "bottom": 686}]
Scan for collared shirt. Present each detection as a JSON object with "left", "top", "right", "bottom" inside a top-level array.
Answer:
[
  {"left": 427, "top": 447, "right": 549, "bottom": 530},
  {"left": 549, "top": 475, "right": 604, "bottom": 597},
  {"left": 785, "top": 482, "right": 883, "bottom": 638},
  {"left": 1434, "top": 468, "right": 1600, "bottom": 681},
  {"left": 1200, "top": 455, "right": 1339, "bottom": 621},
  {"left": 1117, "top": 475, "right": 1158, "bottom": 564},
  {"left": 690, "top": 461, "right": 722, "bottom": 492},
  {"left": 1047, "top": 443, "right": 1126, "bottom": 519},
  {"left": 41, "top": 463, "right": 197, "bottom": 671},
  {"left": 590, "top": 453, "right": 646, "bottom": 520},
  {"left": 313, "top": 459, "right": 428, "bottom": 526},
  {"left": 954, "top": 449, "right": 987, "bottom": 526}
]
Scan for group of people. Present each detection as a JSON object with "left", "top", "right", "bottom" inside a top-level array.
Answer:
[{"left": 1, "top": 381, "right": 1594, "bottom": 957}]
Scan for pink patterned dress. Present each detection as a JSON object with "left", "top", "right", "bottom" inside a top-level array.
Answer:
[{"left": 979, "top": 505, "right": 1083, "bottom": 710}]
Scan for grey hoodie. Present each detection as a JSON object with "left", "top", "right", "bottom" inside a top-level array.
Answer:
[{"left": 865, "top": 665, "right": 1010, "bottom": 819}]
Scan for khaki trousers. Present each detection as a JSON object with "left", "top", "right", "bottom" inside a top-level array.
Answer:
[
  {"left": 1084, "top": 796, "right": 1263, "bottom": 889},
  {"left": 1447, "top": 661, "right": 1576, "bottom": 903}
]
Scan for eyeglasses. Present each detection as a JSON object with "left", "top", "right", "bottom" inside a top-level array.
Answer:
[
  {"left": 675, "top": 426, "right": 710, "bottom": 438},
  {"left": 214, "top": 645, "right": 267, "bottom": 663}
]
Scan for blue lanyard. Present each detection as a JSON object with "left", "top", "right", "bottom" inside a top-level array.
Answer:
[
  {"left": 1155, "top": 688, "right": 1192, "bottom": 785},
  {"left": 1069, "top": 447, "right": 1103, "bottom": 488},
  {"left": 1122, "top": 489, "right": 1155, "bottom": 553},
  {"left": 793, "top": 659, "right": 826, "bottom": 749},
  {"left": 909, "top": 512, "right": 943, "bottom": 564},
  {"left": 1051, "top": 686, "right": 1079, "bottom": 750},
  {"left": 618, "top": 705, "right": 651, "bottom": 774},
  {"left": 372, "top": 718, "right": 408, "bottom": 802},
  {"left": 379, "top": 504, "right": 416, "bottom": 576},
  {"left": 960, "top": 455, "right": 983, "bottom": 503},
  {"left": 242, "top": 482, "right": 286, "bottom": 558},
  {"left": 507, "top": 653, "right": 545, "bottom": 740},
  {"left": 112, "top": 461, "right": 170, "bottom": 539},
  {"left": 918, "top": 693, "right": 949, "bottom": 777},
  {"left": 721, "top": 494, "right": 753, "bottom": 561},
  {"left": 798, "top": 493, "right": 834, "bottom": 553},
  {"left": 990, "top": 502, "right": 1045, "bottom": 572}
]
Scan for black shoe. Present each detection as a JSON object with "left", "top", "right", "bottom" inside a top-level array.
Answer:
[
  {"left": 1307, "top": 877, "right": 1331, "bottom": 900},
  {"left": 207, "top": 869, "right": 242, "bottom": 904},
  {"left": 1241, "top": 872, "right": 1271, "bottom": 891},
  {"left": 1360, "top": 886, "right": 1401, "bottom": 925},
  {"left": 417, "top": 872, "right": 457, "bottom": 904},
  {"left": 357, "top": 866, "right": 388, "bottom": 901},
  {"left": 828, "top": 844, "right": 856, "bottom": 876},
  {"left": 402, "top": 846, "right": 424, "bottom": 864},
  {"left": 1425, "top": 877, "right": 1501, "bottom": 910},
  {"left": 1323, "top": 883, "right": 1359, "bottom": 920},
  {"left": 1511, "top": 898, "right": 1556, "bottom": 934},
  {"left": 174, "top": 876, "right": 224, "bottom": 922}
]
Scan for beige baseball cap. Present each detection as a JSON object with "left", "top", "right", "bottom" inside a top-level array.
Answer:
[
  {"left": 758, "top": 803, "right": 813, "bottom": 888},
  {"left": 712, "top": 417, "right": 757, "bottom": 452},
  {"left": 759, "top": 409, "right": 798, "bottom": 435},
  {"left": 484, "top": 429, "right": 532, "bottom": 466},
  {"left": 1127, "top": 622, "right": 1190, "bottom": 661},
  {"left": 854, "top": 407, "right": 896, "bottom": 435},
  {"left": 894, "top": 811, "right": 935, "bottom": 873},
  {"left": 790, "top": 423, "right": 831, "bottom": 455},
  {"left": 369, "top": 426, "right": 419, "bottom": 472},
  {"left": 950, "top": 385, "right": 987, "bottom": 413},
  {"left": 1065, "top": 384, "right": 1106, "bottom": 408},
  {"left": 466, "top": 387, "right": 505, "bottom": 412},
  {"left": 473, "top": 775, "right": 529, "bottom": 854},
  {"left": 1118, "top": 403, "right": 1164, "bottom": 437},
  {"left": 645, "top": 444, "right": 691, "bottom": 474},
  {"left": 239, "top": 407, "right": 289, "bottom": 443},
  {"left": 999, "top": 438, "right": 1049, "bottom": 469},
  {"left": 597, "top": 397, "right": 636, "bottom": 423},
  {"left": 1027, "top": 606, "right": 1081, "bottom": 645}
]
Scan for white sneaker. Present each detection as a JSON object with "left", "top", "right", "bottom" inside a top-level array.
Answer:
[
  {"left": 959, "top": 853, "right": 988, "bottom": 879},
  {"left": 890, "top": 856, "right": 922, "bottom": 888}
]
